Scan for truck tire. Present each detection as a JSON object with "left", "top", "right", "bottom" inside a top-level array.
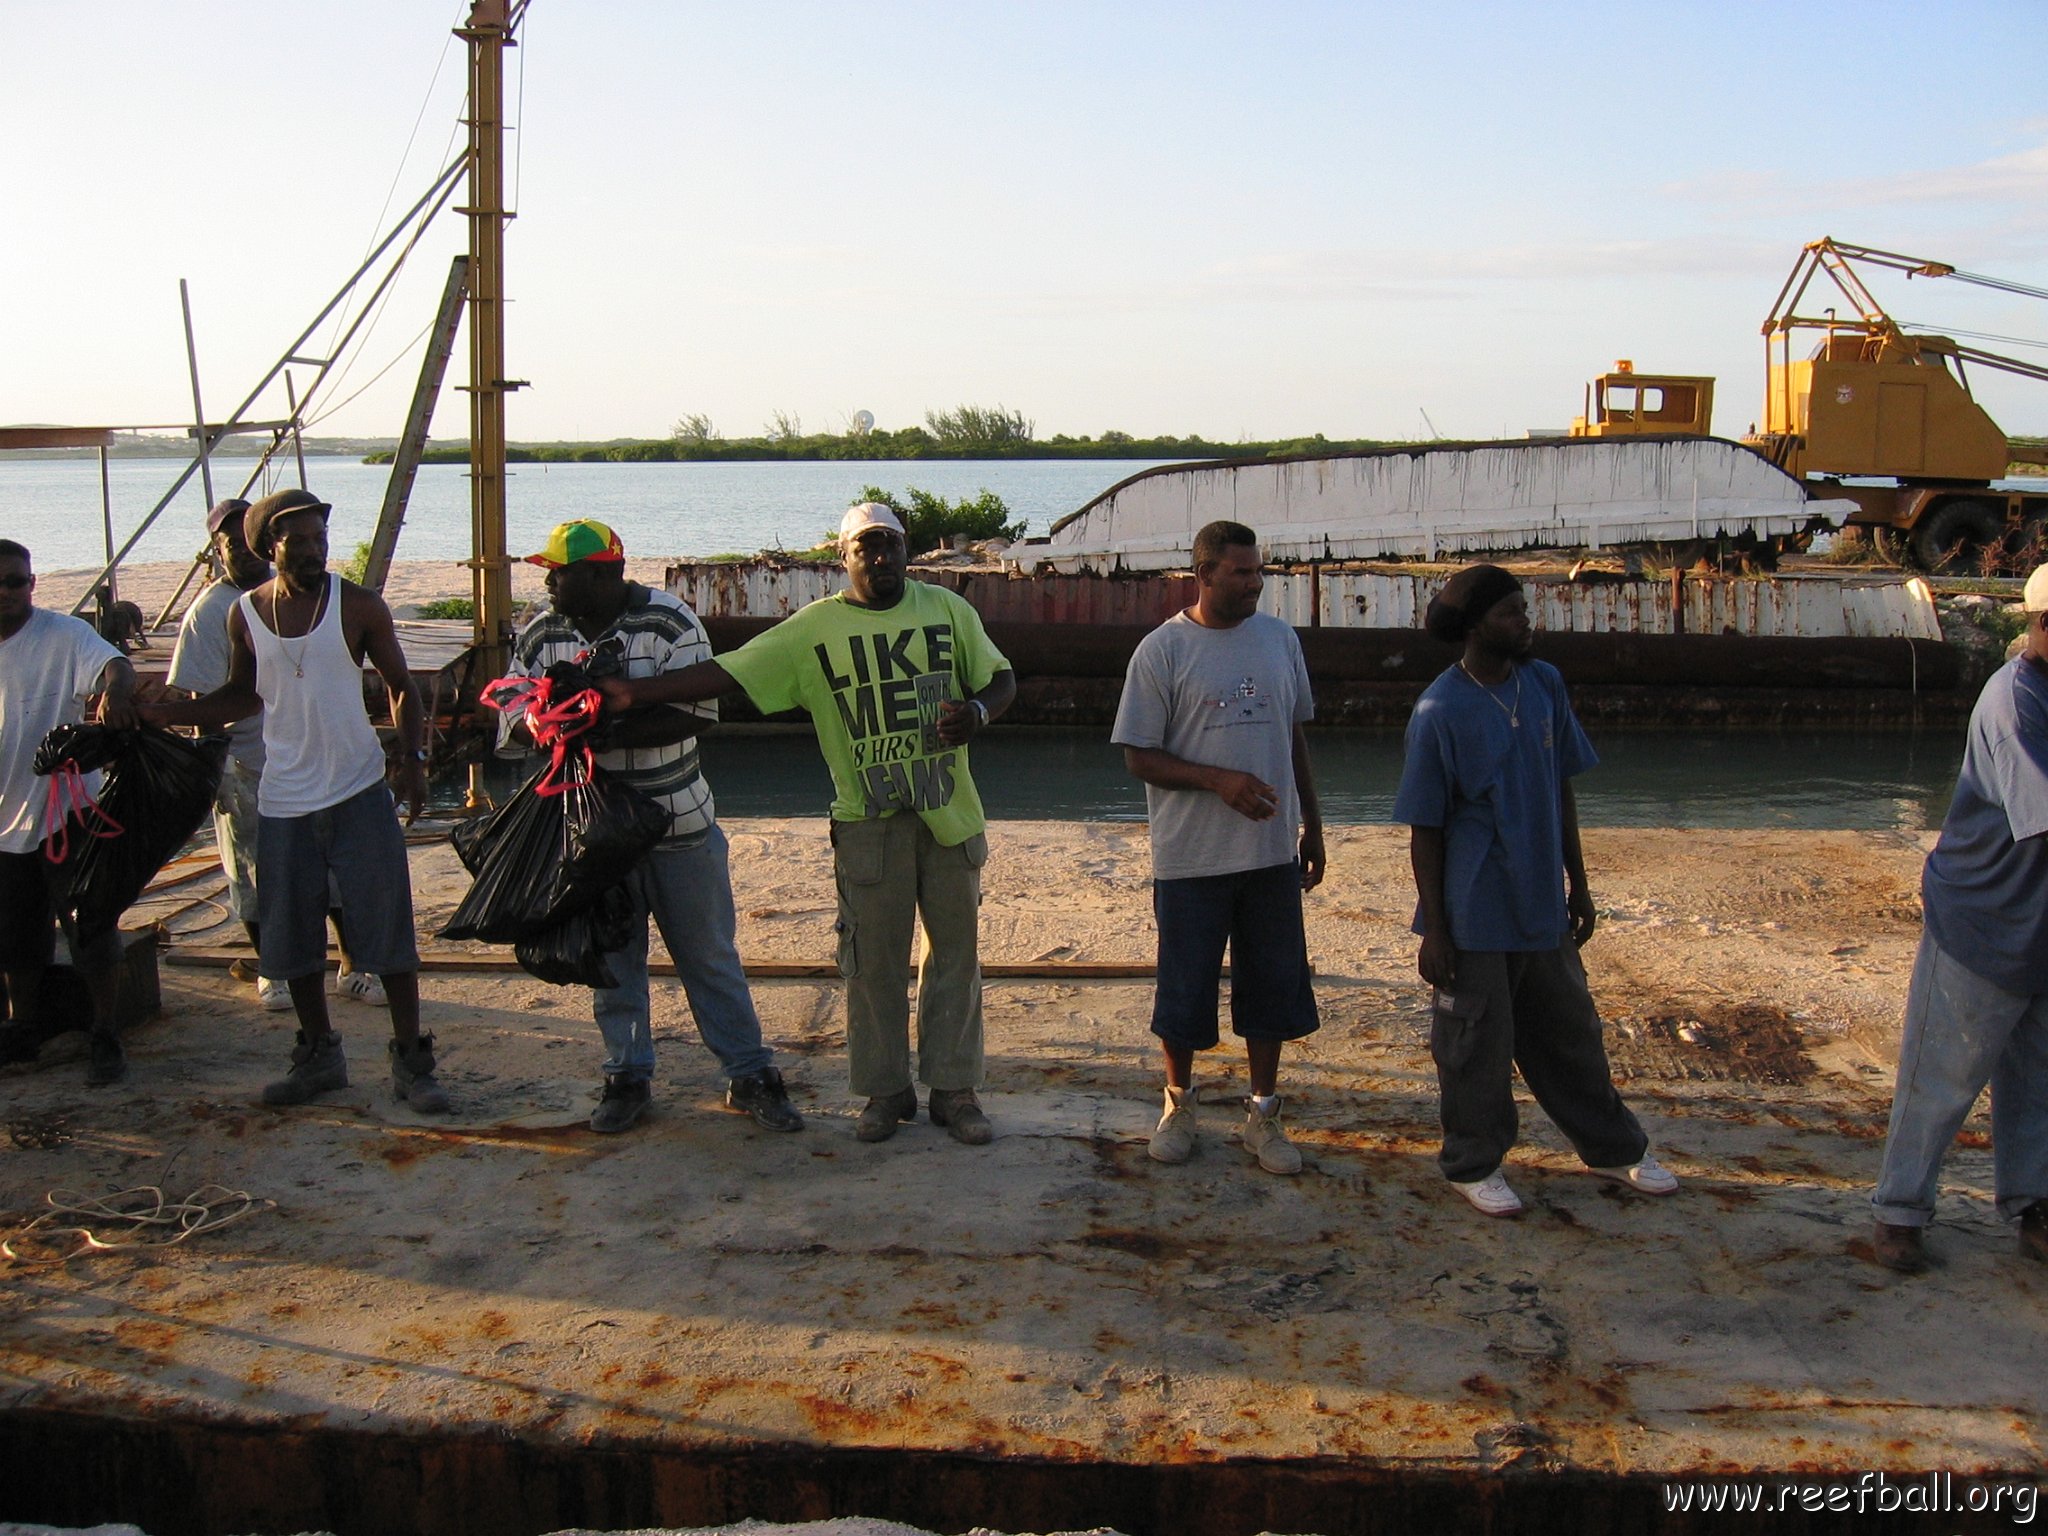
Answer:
[{"left": 1911, "top": 499, "right": 2001, "bottom": 575}]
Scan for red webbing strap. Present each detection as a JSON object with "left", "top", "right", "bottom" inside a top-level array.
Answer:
[{"left": 42, "top": 760, "right": 124, "bottom": 866}]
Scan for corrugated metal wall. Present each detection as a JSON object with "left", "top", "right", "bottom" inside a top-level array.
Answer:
[{"left": 665, "top": 562, "right": 1941, "bottom": 641}]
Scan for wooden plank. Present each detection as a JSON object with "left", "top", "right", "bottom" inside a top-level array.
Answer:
[{"left": 164, "top": 948, "right": 1165, "bottom": 980}]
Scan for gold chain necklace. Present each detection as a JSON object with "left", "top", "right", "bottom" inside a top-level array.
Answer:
[
  {"left": 272, "top": 577, "right": 328, "bottom": 680},
  {"left": 1457, "top": 659, "right": 1521, "bottom": 729}
]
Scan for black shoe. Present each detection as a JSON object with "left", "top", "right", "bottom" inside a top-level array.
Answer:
[
  {"left": 0, "top": 1022, "right": 46, "bottom": 1066},
  {"left": 855, "top": 1085, "right": 918, "bottom": 1142},
  {"left": 2022, "top": 1202, "right": 2048, "bottom": 1265},
  {"left": 262, "top": 1031, "right": 348, "bottom": 1106},
  {"left": 928, "top": 1087, "right": 994, "bottom": 1146},
  {"left": 726, "top": 1066, "right": 804, "bottom": 1132},
  {"left": 590, "top": 1075, "right": 651, "bottom": 1134},
  {"left": 86, "top": 1030, "right": 126, "bottom": 1087},
  {"left": 388, "top": 1033, "right": 452, "bottom": 1115},
  {"left": 1871, "top": 1220, "right": 1928, "bottom": 1274}
]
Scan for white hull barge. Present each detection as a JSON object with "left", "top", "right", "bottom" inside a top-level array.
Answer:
[{"left": 1039, "top": 435, "right": 1854, "bottom": 573}]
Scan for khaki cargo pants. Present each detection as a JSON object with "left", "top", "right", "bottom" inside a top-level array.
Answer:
[{"left": 831, "top": 813, "right": 987, "bottom": 1098}]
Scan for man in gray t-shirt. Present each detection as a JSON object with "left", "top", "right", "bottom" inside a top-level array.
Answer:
[{"left": 1112, "top": 520, "right": 1323, "bottom": 1176}]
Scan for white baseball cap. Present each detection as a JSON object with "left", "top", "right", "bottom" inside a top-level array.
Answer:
[
  {"left": 839, "top": 502, "right": 906, "bottom": 543},
  {"left": 2025, "top": 563, "right": 2048, "bottom": 613}
]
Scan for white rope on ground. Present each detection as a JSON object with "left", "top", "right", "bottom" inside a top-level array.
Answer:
[{"left": 1, "top": 1184, "right": 275, "bottom": 1267}]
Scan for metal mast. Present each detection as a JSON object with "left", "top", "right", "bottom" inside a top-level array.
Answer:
[{"left": 459, "top": 0, "right": 521, "bottom": 681}]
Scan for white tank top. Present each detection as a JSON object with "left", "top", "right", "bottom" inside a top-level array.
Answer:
[{"left": 239, "top": 577, "right": 387, "bottom": 817}]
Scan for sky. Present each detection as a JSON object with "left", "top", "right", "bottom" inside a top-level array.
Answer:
[{"left": 4, "top": 0, "right": 2046, "bottom": 446}]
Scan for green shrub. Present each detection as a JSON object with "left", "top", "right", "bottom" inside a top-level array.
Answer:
[
  {"left": 415, "top": 597, "right": 475, "bottom": 620},
  {"left": 851, "top": 486, "right": 1026, "bottom": 558},
  {"left": 338, "top": 541, "right": 373, "bottom": 584}
]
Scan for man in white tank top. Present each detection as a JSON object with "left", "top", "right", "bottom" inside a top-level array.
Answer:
[{"left": 142, "top": 489, "right": 449, "bottom": 1113}]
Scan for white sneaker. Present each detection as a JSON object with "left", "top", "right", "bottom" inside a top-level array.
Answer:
[
  {"left": 1590, "top": 1151, "right": 1679, "bottom": 1195},
  {"left": 256, "top": 977, "right": 294, "bottom": 1013},
  {"left": 1450, "top": 1169, "right": 1524, "bottom": 1217},
  {"left": 333, "top": 970, "right": 388, "bottom": 1007}
]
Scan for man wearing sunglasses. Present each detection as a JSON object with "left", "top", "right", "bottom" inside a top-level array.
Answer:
[{"left": 0, "top": 539, "right": 140, "bottom": 1084}]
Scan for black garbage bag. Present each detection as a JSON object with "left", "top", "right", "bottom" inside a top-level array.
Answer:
[
  {"left": 36, "top": 725, "right": 228, "bottom": 943},
  {"left": 438, "top": 762, "right": 667, "bottom": 944},
  {"left": 556, "top": 768, "right": 671, "bottom": 913},
  {"left": 512, "top": 883, "right": 637, "bottom": 988}
]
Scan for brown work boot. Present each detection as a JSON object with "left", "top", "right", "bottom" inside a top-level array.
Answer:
[
  {"left": 855, "top": 1085, "right": 918, "bottom": 1143},
  {"left": 1870, "top": 1220, "right": 1928, "bottom": 1274},
  {"left": 928, "top": 1087, "right": 993, "bottom": 1146},
  {"left": 2021, "top": 1202, "right": 2048, "bottom": 1265}
]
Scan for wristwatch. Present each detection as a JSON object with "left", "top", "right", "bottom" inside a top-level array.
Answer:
[
  {"left": 968, "top": 698, "right": 989, "bottom": 727},
  {"left": 408, "top": 749, "right": 428, "bottom": 763}
]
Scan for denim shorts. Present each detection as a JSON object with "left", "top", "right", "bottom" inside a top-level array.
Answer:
[
  {"left": 1150, "top": 860, "right": 1319, "bottom": 1049},
  {"left": 256, "top": 781, "right": 419, "bottom": 981}
]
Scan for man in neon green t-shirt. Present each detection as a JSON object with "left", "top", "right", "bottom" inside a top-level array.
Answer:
[{"left": 599, "top": 503, "right": 1016, "bottom": 1145}]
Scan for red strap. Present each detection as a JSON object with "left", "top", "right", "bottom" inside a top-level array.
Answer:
[{"left": 42, "top": 760, "right": 124, "bottom": 866}]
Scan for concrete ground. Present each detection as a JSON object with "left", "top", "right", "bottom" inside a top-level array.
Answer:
[{"left": 0, "top": 820, "right": 2042, "bottom": 1532}]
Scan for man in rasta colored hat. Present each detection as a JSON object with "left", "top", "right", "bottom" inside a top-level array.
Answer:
[
  {"left": 593, "top": 501, "right": 1016, "bottom": 1146},
  {"left": 1392, "top": 562, "right": 1677, "bottom": 1217},
  {"left": 500, "top": 519, "right": 802, "bottom": 1136}
]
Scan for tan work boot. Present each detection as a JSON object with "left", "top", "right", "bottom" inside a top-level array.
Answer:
[
  {"left": 1148, "top": 1084, "right": 1196, "bottom": 1164},
  {"left": 1242, "top": 1095, "right": 1303, "bottom": 1175}
]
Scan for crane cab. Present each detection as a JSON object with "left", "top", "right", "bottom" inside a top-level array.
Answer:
[{"left": 1570, "top": 362, "right": 1715, "bottom": 438}]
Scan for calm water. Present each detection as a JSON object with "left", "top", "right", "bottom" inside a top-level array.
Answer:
[
  {"left": 19, "top": 456, "right": 1973, "bottom": 831},
  {"left": 452, "top": 727, "right": 1964, "bottom": 832},
  {"left": 1, "top": 456, "right": 1172, "bottom": 572}
]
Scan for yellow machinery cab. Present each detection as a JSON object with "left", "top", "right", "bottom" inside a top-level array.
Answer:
[{"left": 1570, "top": 361, "right": 1714, "bottom": 438}]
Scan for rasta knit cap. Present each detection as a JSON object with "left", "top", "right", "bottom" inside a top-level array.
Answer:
[
  {"left": 244, "top": 488, "right": 332, "bottom": 560},
  {"left": 1424, "top": 563, "right": 1522, "bottom": 643},
  {"left": 525, "top": 520, "right": 626, "bottom": 568}
]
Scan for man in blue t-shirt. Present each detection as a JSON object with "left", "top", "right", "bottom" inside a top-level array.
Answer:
[
  {"left": 1392, "top": 564, "right": 1677, "bottom": 1218},
  {"left": 1869, "top": 564, "right": 2048, "bottom": 1273}
]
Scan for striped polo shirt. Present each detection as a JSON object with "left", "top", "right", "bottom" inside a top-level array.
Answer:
[{"left": 501, "top": 586, "right": 717, "bottom": 844}]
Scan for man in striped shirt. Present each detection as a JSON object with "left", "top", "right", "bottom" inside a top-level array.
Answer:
[{"left": 503, "top": 520, "right": 801, "bottom": 1136}]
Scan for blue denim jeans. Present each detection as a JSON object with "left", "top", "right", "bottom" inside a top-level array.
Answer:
[
  {"left": 592, "top": 825, "right": 772, "bottom": 1085},
  {"left": 1872, "top": 931, "right": 2048, "bottom": 1227}
]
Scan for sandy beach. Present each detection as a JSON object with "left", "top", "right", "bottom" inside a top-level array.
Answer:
[
  {"left": 5, "top": 809, "right": 2043, "bottom": 1534},
  {"left": 35, "top": 559, "right": 551, "bottom": 628}
]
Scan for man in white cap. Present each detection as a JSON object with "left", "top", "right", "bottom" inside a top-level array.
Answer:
[
  {"left": 596, "top": 502, "right": 1016, "bottom": 1144},
  {"left": 1870, "top": 563, "right": 2048, "bottom": 1272}
]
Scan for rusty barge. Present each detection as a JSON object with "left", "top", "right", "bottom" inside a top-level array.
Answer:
[{"left": 663, "top": 557, "right": 1971, "bottom": 732}]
